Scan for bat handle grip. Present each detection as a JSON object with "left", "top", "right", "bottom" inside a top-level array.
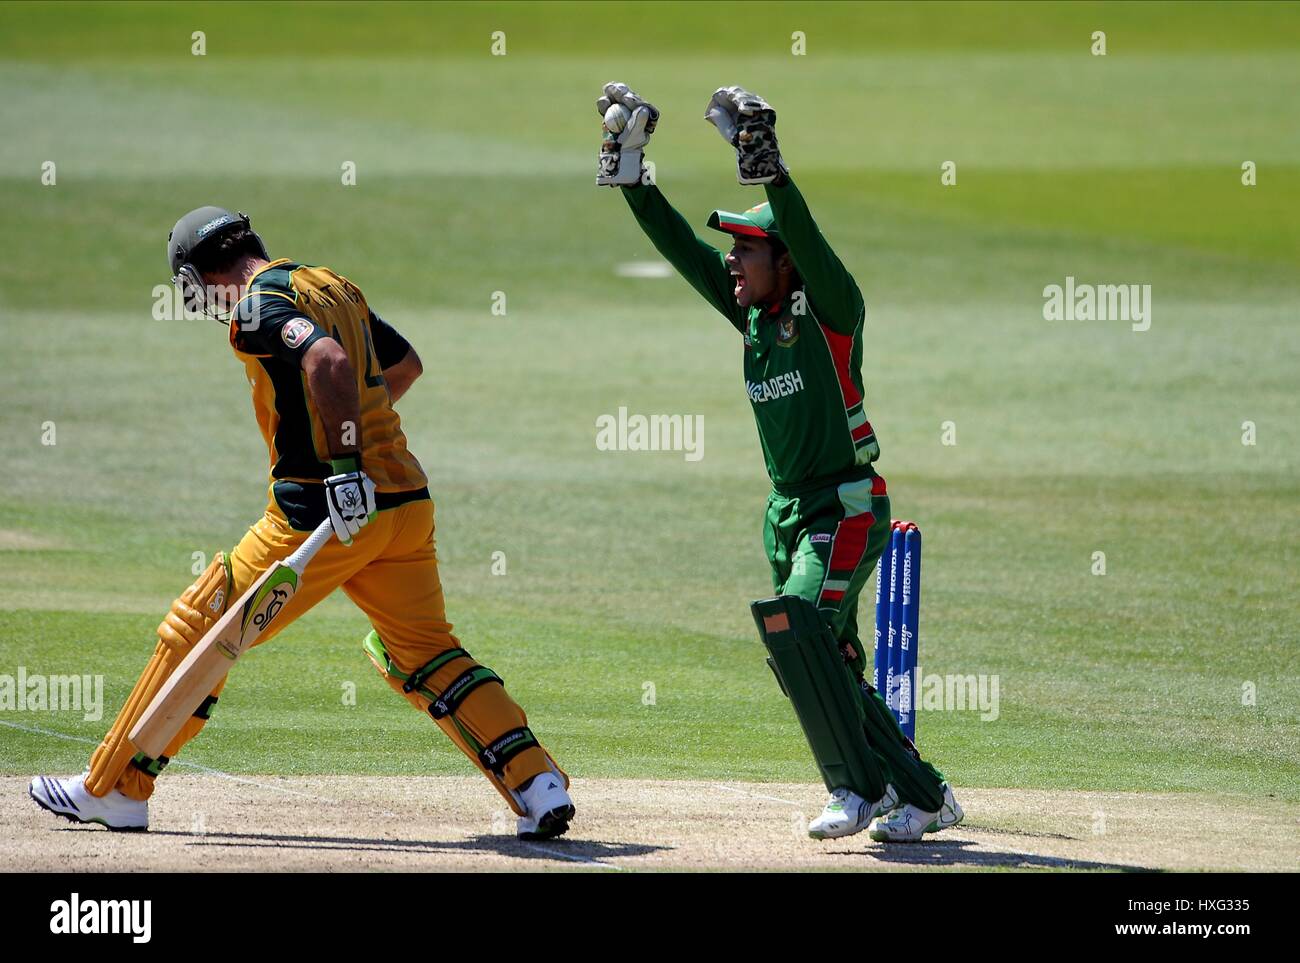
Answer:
[{"left": 286, "top": 519, "right": 335, "bottom": 575}]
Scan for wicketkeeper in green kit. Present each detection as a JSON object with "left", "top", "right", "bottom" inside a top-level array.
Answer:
[{"left": 595, "top": 82, "right": 964, "bottom": 841}]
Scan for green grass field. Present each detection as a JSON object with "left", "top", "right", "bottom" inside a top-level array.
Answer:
[{"left": 1, "top": 0, "right": 1297, "bottom": 814}]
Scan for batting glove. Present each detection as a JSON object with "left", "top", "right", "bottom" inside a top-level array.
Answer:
[
  {"left": 704, "top": 86, "right": 787, "bottom": 185},
  {"left": 324, "top": 459, "right": 377, "bottom": 546},
  {"left": 596, "top": 82, "right": 660, "bottom": 187}
]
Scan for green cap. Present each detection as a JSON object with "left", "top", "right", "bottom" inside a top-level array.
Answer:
[{"left": 707, "top": 201, "right": 779, "bottom": 240}]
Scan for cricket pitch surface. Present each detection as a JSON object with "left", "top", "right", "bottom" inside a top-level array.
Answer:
[{"left": 3, "top": 776, "right": 1294, "bottom": 872}]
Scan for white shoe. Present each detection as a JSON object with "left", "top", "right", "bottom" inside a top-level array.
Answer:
[
  {"left": 868, "top": 782, "right": 963, "bottom": 842},
  {"left": 808, "top": 783, "right": 898, "bottom": 840},
  {"left": 29, "top": 772, "right": 148, "bottom": 832},
  {"left": 515, "top": 770, "right": 574, "bottom": 841}
]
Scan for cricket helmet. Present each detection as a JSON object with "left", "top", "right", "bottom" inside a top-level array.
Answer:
[{"left": 167, "top": 206, "right": 268, "bottom": 319}]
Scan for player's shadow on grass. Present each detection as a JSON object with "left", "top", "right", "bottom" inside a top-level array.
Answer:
[
  {"left": 830, "top": 838, "right": 1153, "bottom": 872},
  {"left": 148, "top": 829, "right": 661, "bottom": 864}
]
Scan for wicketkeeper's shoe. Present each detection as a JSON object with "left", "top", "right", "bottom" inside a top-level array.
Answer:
[
  {"left": 515, "top": 771, "right": 575, "bottom": 841},
  {"left": 28, "top": 772, "right": 148, "bottom": 832},
  {"left": 868, "top": 782, "right": 964, "bottom": 843},
  {"left": 808, "top": 783, "right": 898, "bottom": 840}
]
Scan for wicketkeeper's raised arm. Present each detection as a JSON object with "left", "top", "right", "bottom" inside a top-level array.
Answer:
[
  {"left": 763, "top": 176, "right": 863, "bottom": 329},
  {"left": 622, "top": 185, "right": 741, "bottom": 325},
  {"left": 706, "top": 86, "right": 864, "bottom": 332},
  {"left": 596, "top": 82, "right": 742, "bottom": 327}
]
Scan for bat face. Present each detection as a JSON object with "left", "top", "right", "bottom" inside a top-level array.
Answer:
[
  {"left": 219, "top": 565, "right": 300, "bottom": 659},
  {"left": 129, "top": 562, "right": 302, "bottom": 759},
  {"left": 128, "top": 519, "right": 332, "bottom": 761}
]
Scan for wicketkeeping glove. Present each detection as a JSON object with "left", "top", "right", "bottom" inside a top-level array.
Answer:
[
  {"left": 596, "top": 82, "right": 660, "bottom": 187},
  {"left": 324, "top": 461, "right": 377, "bottom": 546},
  {"left": 704, "top": 86, "right": 787, "bottom": 185}
]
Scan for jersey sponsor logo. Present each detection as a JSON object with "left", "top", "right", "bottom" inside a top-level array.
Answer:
[
  {"left": 747, "top": 369, "right": 805, "bottom": 404},
  {"left": 280, "top": 317, "right": 314, "bottom": 349},
  {"left": 810, "top": 533, "right": 832, "bottom": 543}
]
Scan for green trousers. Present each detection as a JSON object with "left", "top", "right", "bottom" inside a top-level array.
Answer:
[{"left": 763, "top": 471, "right": 947, "bottom": 810}]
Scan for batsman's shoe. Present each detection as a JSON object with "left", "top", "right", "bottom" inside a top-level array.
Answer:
[
  {"left": 808, "top": 783, "right": 898, "bottom": 840},
  {"left": 29, "top": 772, "right": 148, "bottom": 832},
  {"left": 515, "top": 772, "right": 575, "bottom": 841},
  {"left": 868, "top": 782, "right": 964, "bottom": 843}
]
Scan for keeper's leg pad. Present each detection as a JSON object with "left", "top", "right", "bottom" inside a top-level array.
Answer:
[
  {"left": 857, "top": 680, "right": 945, "bottom": 811},
  {"left": 86, "top": 553, "right": 233, "bottom": 799},
  {"left": 752, "top": 595, "right": 885, "bottom": 801},
  {"left": 363, "top": 630, "right": 567, "bottom": 817}
]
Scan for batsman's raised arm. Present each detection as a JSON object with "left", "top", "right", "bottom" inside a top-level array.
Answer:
[
  {"left": 705, "top": 86, "right": 864, "bottom": 333},
  {"left": 596, "top": 82, "right": 743, "bottom": 329}
]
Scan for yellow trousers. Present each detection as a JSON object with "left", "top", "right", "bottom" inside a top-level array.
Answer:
[{"left": 90, "top": 498, "right": 557, "bottom": 811}]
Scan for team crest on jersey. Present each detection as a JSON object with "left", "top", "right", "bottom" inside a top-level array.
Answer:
[
  {"left": 776, "top": 315, "right": 799, "bottom": 346},
  {"left": 281, "top": 317, "right": 313, "bottom": 349}
]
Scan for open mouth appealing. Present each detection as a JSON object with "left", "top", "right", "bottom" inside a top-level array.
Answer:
[{"left": 731, "top": 270, "right": 746, "bottom": 300}]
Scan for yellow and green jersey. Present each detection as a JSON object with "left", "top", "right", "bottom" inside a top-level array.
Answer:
[
  {"left": 229, "top": 259, "right": 427, "bottom": 527},
  {"left": 623, "top": 177, "right": 879, "bottom": 493}
]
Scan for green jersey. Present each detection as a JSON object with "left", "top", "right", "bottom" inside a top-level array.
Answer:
[{"left": 623, "top": 177, "right": 879, "bottom": 491}]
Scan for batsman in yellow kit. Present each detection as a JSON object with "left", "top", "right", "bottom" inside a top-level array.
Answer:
[{"left": 29, "top": 208, "right": 575, "bottom": 840}]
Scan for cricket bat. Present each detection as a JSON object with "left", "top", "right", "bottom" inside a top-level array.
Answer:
[{"left": 129, "top": 519, "right": 334, "bottom": 759}]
